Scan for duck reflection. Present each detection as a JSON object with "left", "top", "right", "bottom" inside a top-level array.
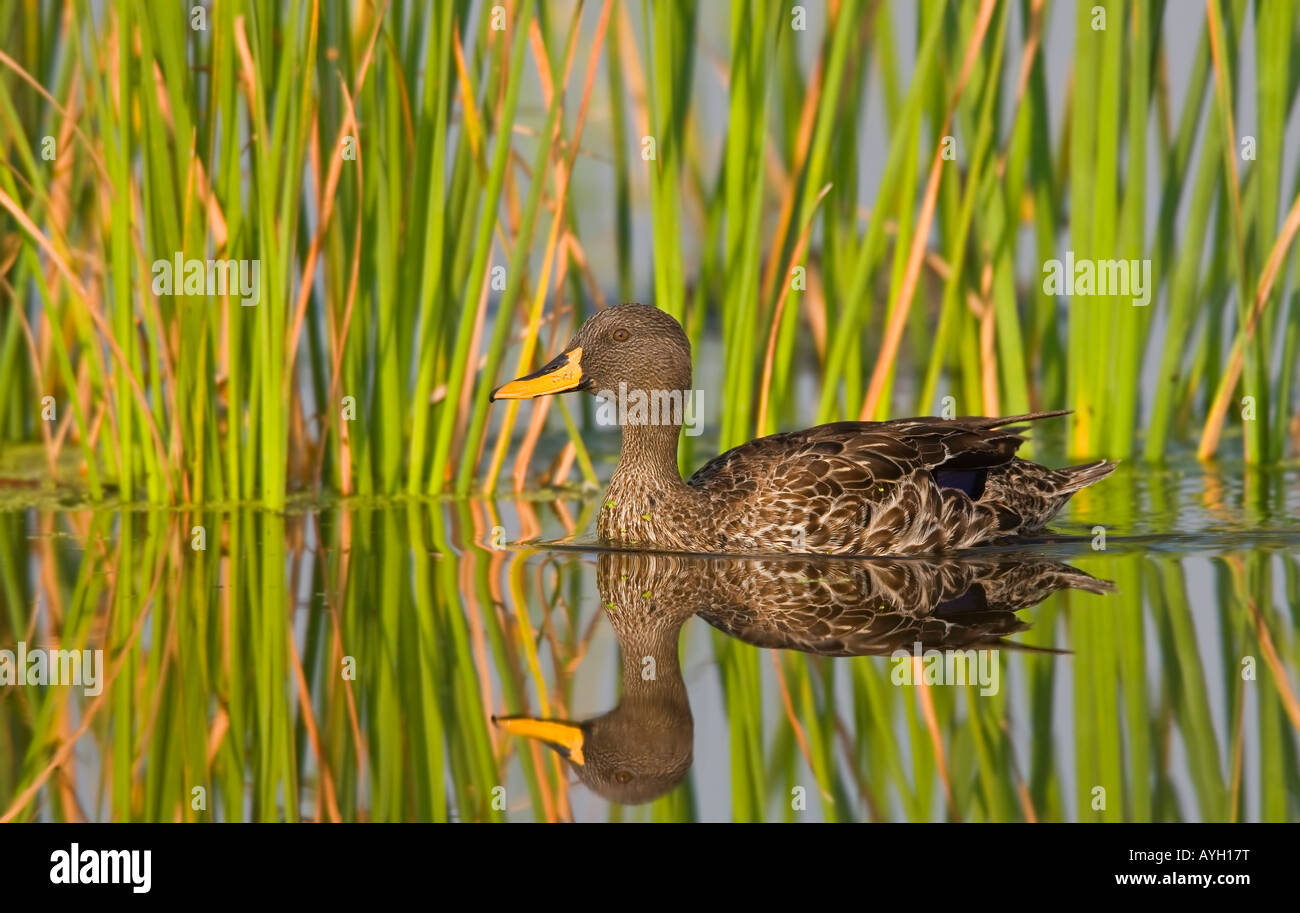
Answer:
[{"left": 495, "top": 552, "right": 1111, "bottom": 806}]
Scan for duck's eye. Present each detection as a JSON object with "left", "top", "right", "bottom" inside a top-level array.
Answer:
[
  {"left": 612, "top": 328, "right": 630, "bottom": 342},
  {"left": 614, "top": 770, "right": 633, "bottom": 784}
]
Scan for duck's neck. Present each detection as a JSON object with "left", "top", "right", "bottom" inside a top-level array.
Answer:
[
  {"left": 609, "top": 421, "right": 689, "bottom": 493},
  {"left": 614, "top": 617, "right": 690, "bottom": 707},
  {"left": 600, "top": 422, "right": 700, "bottom": 546}
]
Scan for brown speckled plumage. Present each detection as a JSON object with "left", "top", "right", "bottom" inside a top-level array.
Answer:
[
  {"left": 687, "top": 551, "right": 1111, "bottom": 655},
  {"left": 496, "top": 551, "right": 1112, "bottom": 805},
  {"left": 492, "top": 303, "right": 1117, "bottom": 555}
]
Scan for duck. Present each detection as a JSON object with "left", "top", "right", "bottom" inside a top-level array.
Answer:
[
  {"left": 490, "top": 303, "right": 1117, "bottom": 555},
  {"left": 494, "top": 550, "right": 1112, "bottom": 806}
]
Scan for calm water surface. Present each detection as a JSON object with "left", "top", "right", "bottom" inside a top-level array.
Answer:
[{"left": 1, "top": 462, "right": 1297, "bottom": 821}]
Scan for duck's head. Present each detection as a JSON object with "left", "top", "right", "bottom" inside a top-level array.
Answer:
[
  {"left": 493, "top": 550, "right": 696, "bottom": 806},
  {"left": 489, "top": 303, "right": 692, "bottom": 403},
  {"left": 493, "top": 708, "right": 693, "bottom": 806}
]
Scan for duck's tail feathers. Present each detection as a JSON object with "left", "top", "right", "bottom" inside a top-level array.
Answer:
[
  {"left": 1050, "top": 565, "right": 1118, "bottom": 594},
  {"left": 1055, "top": 459, "right": 1120, "bottom": 494},
  {"left": 968, "top": 410, "right": 1072, "bottom": 429}
]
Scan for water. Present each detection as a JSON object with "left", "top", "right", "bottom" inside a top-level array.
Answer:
[{"left": 0, "top": 462, "right": 1297, "bottom": 822}]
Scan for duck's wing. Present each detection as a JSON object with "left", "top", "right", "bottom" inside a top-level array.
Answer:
[{"left": 686, "top": 413, "right": 1071, "bottom": 551}]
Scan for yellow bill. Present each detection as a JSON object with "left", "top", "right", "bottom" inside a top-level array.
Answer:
[
  {"left": 493, "top": 715, "right": 586, "bottom": 765},
  {"left": 489, "top": 347, "right": 585, "bottom": 401}
]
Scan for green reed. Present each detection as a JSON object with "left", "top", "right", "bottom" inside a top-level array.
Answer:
[{"left": 2, "top": 0, "right": 1299, "bottom": 507}]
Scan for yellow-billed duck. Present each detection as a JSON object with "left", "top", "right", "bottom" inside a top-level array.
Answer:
[
  {"left": 495, "top": 551, "right": 1112, "bottom": 806},
  {"left": 490, "top": 303, "right": 1116, "bottom": 555}
]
